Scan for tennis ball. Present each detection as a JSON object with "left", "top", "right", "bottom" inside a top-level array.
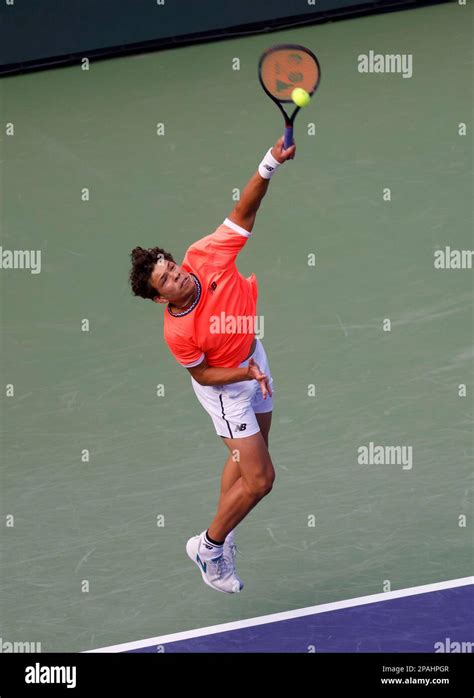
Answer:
[{"left": 291, "top": 88, "right": 311, "bottom": 108}]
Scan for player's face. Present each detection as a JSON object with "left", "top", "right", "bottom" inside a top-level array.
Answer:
[{"left": 151, "top": 259, "right": 192, "bottom": 302}]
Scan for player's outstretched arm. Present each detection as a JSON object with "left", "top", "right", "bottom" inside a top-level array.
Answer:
[{"left": 228, "top": 136, "right": 296, "bottom": 233}]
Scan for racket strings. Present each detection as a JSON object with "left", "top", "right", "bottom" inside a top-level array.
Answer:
[{"left": 260, "top": 48, "right": 320, "bottom": 102}]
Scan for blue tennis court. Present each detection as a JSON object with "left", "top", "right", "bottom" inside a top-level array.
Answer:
[{"left": 87, "top": 578, "right": 473, "bottom": 653}]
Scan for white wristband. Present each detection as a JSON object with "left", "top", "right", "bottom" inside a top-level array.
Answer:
[{"left": 258, "top": 148, "right": 280, "bottom": 180}]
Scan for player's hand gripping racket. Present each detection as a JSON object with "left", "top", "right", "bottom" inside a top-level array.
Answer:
[{"left": 258, "top": 44, "right": 321, "bottom": 149}]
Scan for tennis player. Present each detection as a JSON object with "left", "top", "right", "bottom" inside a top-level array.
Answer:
[{"left": 129, "top": 136, "right": 295, "bottom": 593}]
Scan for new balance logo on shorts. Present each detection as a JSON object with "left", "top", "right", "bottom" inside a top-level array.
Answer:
[{"left": 235, "top": 423, "right": 247, "bottom": 432}]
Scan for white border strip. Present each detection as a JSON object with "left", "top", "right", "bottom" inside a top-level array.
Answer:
[
  {"left": 182, "top": 352, "right": 205, "bottom": 368},
  {"left": 223, "top": 217, "right": 252, "bottom": 238},
  {"left": 85, "top": 576, "right": 473, "bottom": 653}
]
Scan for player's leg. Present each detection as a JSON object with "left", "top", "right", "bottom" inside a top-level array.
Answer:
[
  {"left": 219, "top": 450, "right": 240, "bottom": 502},
  {"left": 208, "top": 430, "right": 275, "bottom": 542},
  {"left": 255, "top": 410, "right": 272, "bottom": 448},
  {"left": 186, "top": 348, "right": 274, "bottom": 592},
  {"left": 218, "top": 411, "right": 272, "bottom": 505},
  {"left": 186, "top": 431, "right": 274, "bottom": 593},
  {"left": 217, "top": 411, "right": 272, "bottom": 564}
]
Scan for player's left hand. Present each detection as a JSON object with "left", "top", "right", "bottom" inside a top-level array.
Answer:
[
  {"left": 247, "top": 358, "right": 273, "bottom": 400},
  {"left": 271, "top": 136, "right": 296, "bottom": 163}
]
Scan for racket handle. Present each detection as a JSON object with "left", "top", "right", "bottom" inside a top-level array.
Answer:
[{"left": 284, "top": 126, "right": 294, "bottom": 149}]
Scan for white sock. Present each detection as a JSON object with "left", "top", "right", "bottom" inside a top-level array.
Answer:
[
  {"left": 226, "top": 529, "right": 235, "bottom": 544},
  {"left": 199, "top": 531, "right": 224, "bottom": 561}
]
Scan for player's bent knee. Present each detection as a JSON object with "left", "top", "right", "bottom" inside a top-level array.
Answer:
[
  {"left": 268, "top": 467, "right": 276, "bottom": 488},
  {"left": 265, "top": 469, "right": 276, "bottom": 495},
  {"left": 245, "top": 470, "right": 275, "bottom": 499}
]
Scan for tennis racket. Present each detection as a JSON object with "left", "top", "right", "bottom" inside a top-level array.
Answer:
[{"left": 258, "top": 44, "right": 321, "bottom": 149}]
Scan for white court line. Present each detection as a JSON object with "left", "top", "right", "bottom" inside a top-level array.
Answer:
[{"left": 85, "top": 576, "right": 473, "bottom": 653}]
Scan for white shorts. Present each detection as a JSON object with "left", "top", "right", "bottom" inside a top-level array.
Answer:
[{"left": 190, "top": 338, "right": 274, "bottom": 439}]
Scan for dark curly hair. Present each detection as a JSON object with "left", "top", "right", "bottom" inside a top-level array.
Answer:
[{"left": 129, "top": 246, "right": 175, "bottom": 300}]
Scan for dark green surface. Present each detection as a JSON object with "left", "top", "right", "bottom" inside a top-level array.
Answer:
[
  {"left": 0, "top": 2, "right": 472, "bottom": 652},
  {"left": 0, "top": 0, "right": 382, "bottom": 66}
]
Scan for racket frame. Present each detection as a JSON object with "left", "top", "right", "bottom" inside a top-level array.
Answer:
[{"left": 258, "top": 43, "right": 321, "bottom": 148}]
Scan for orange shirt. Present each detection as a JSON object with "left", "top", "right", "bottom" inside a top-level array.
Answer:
[{"left": 164, "top": 218, "right": 258, "bottom": 368}]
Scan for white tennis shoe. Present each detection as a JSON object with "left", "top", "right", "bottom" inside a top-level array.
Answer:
[
  {"left": 223, "top": 537, "right": 238, "bottom": 566},
  {"left": 186, "top": 532, "right": 244, "bottom": 594}
]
